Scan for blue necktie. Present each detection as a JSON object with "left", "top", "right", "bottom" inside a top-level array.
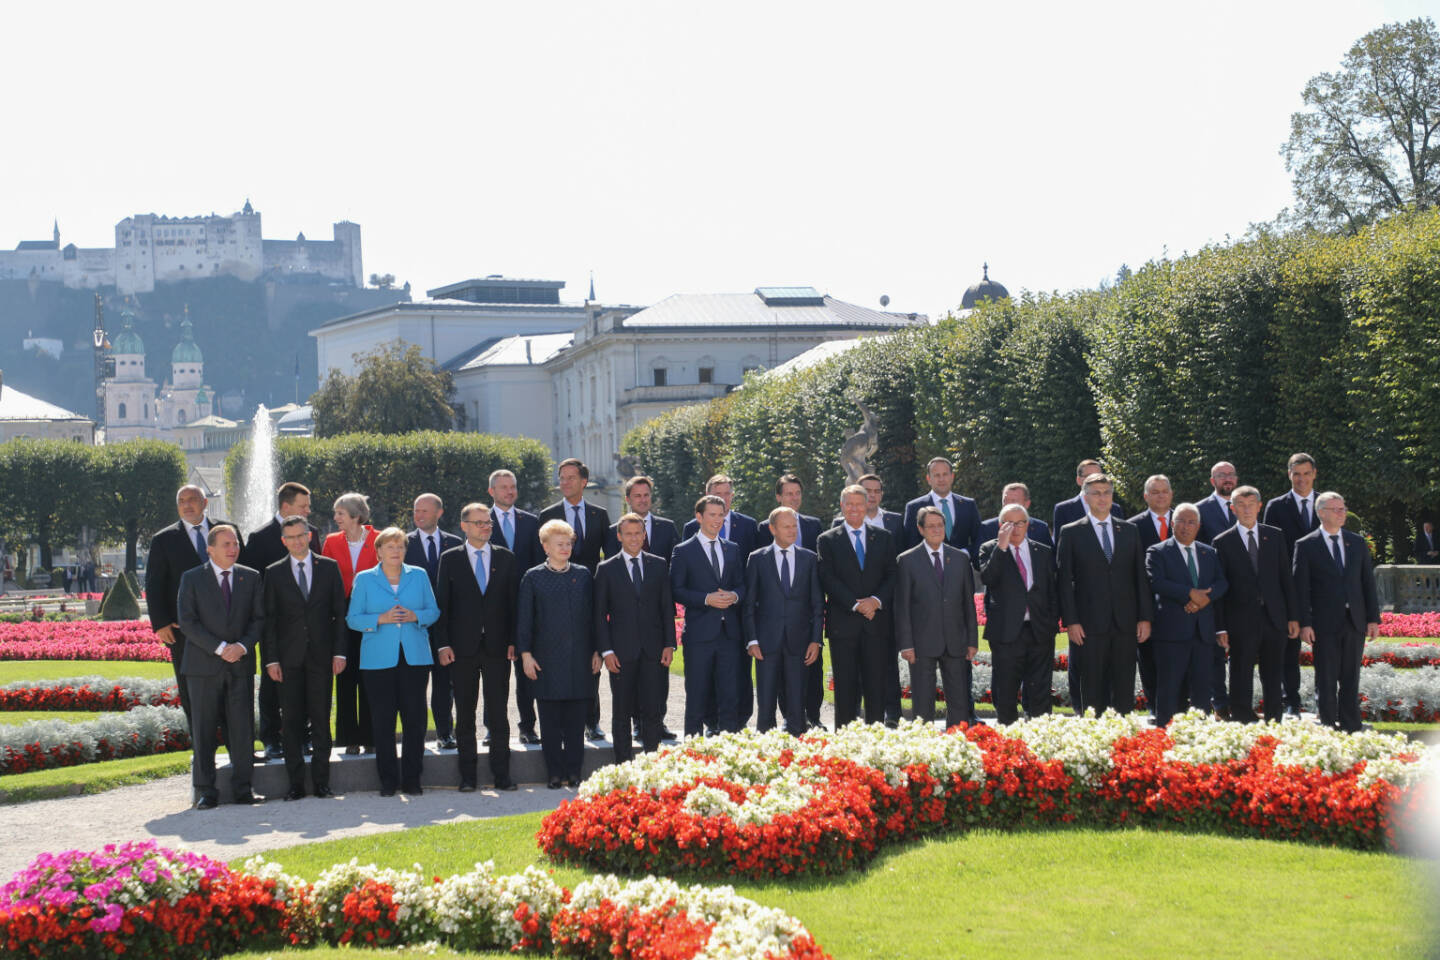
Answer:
[
  {"left": 1099, "top": 522, "right": 1113, "bottom": 562},
  {"left": 630, "top": 556, "right": 643, "bottom": 597},
  {"left": 708, "top": 539, "right": 722, "bottom": 580},
  {"left": 502, "top": 511, "right": 514, "bottom": 547},
  {"left": 1299, "top": 498, "right": 1310, "bottom": 531},
  {"left": 192, "top": 524, "right": 206, "bottom": 558},
  {"left": 852, "top": 529, "right": 866, "bottom": 570},
  {"left": 572, "top": 504, "right": 584, "bottom": 540},
  {"left": 474, "top": 549, "right": 487, "bottom": 594},
  {"left": 1330, "top": 534, "right": 1344, "bottom": 572},
  {"left": 426, "top": 534, "right": 438, "bottom": 574},
  {"left": 780, "top": 548, "right": 791, "bottom": 595}
]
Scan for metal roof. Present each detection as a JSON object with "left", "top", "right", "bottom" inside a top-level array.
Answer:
[
  {"left": 760, "top": 337, "right": 875, "bottom": 379},
  {"left": 316, "top": 298, "right": 585, "bottom": 331},
  {"left": 0, "top": 384, "right": 91, "bottom": 422},
  {"left": 621, "top": 292, "right": 923, "bottom": 330},
  {"left": 452, "top": 333, "right": 575, "bottom": 371}
]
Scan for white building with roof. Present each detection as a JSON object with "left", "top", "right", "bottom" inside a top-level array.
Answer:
[{"left": 0, "top": 376, "right": 95, "bottom": 444}]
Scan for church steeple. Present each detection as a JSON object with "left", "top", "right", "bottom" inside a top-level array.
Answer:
[{"left": 52, "top": 220, "right": 59, "bottom": 245}]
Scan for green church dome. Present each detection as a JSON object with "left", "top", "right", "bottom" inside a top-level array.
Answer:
[
  {"left": 112, "top": 310, "right": 144, "bottom": 355},
  {"left": 171, "top": 316, "right": 203, "bottom": 363}
]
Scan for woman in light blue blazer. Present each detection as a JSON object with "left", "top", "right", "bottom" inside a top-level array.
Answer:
[{"left": 346, "top": 526, "right": 440, "bottom": 796}]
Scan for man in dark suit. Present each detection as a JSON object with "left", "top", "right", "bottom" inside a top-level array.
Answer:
[
  {"left": 901, "top": 457, "right": 982, "bottom": 559},
  {"left": 979, "top": 504, "right": 1058, "bottom": 723},
  {"left": 487, "top": 468, "right": 542, "bottom": 744},
  {"left": 596, "top": 512, "right": 676, "bottom": 758},
  {"left": 1195, "top": 460, "right": 1240, "bottom": 719},
  {"left": 1128, "top": 473, "right": 1174, "bottom": 714},
  {"left": 1416, "top": 521, "right": 1439, "bottom": 564},
  {"left": 1145, "top": 504, "right": 1228, "bottom": 727},
  {"left": 976, "top": 483, "right": 1054, "bottom": 550},
  {"left": 671, "top": 494, "right": 746, "bottom": 736},
  {"left": 832, "top": 473, "right": 905, "bottom": 537},
  {"left": 1213, "top": 487, "right": 1299, "bottom": 723},
  {"left": 1293, "top": 492, "right": 1380, "bottom": 732},
  {"left": 177, "top": 524, "right": 265, "bottom": 808},
  {"left": 1056, "top": 473, "right": 1154, "bottom": 716},
  {"left": 433, "top": 503, "right": 520, "bottom": 791},
  {"left": 603, "top": 475, "right": 680, "bottom": 743},
  {"left": 145, "top": 484, "right": 243, "bottom": 733},
  {"left": 240, "top": 481, "right": 324, "bottom": 761},
  {"left": 897, "top": 505, "right": 978, "bottom": 727},
  {"left": 819, "top": 484, "right": 899, "bottom": 727},
  {"left": 261, "top": 516, "right": 347, "bottom": 800},
  {"left": 1052, "top": 458, "right": 1128, "bottom": 535},
  {"left": 755, "top": 474, "right": 823, "bottom": 550},
  {"left": 1262, "top": 452, "right": 1321, "bottom": 718},
  {"left": 681, "top": 474, "right": 757, "bottom": 729},
  {"left": 743, "top": 507, "right": 823, "bottom": 735},
  {"left": 539, "top": 457, "right": 611, "bottom": 740},
  {"left": 404, "top": 493, "right": 463, "bottom": 750}
]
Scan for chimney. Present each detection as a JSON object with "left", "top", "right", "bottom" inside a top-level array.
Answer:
[{"left": 524, "top": 339, "right": 533, "bottom": 364}]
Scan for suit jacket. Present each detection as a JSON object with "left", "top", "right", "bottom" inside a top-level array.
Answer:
[
  {"left": 669, "top": 535, "right": 746, "bottom": 645},
  {"left": 594, "top": 551, "right": 676, "bottom": 661},
  {"left": 832, "top": 510, "right": 906, "bottom": 540},
  {"left": 539, "top": 499, "right": 610, "bottom": 572},
  {"left": 1292, "top": 528, "right": 1380, "bottom": 634},
  {"left": 978, "top": 539, "right": 1058, "bottom": 646},
  {"left": 261, "top": 553, "right": 347, "bottom": 669},
  {"left": 432, "top": 543, "right": 518, "bottom": 660},
  {"left": 145, "top": 517, "right": 241, "bottom": 632},
  {"left": 1056, "top": 515, "right": 1154, "bottom": 634},
  {"left": 176, "top": 561, "right": 264, "bottom": 676},
  {"left": 682, "top": 511, "right": 758, "bottom": 567},
  {"left": 1196, "top": 493, "right": 1236, "bottom": 545},
  {"left": 1052, "top": 493, "right": 1126, "bottom": 536},
  {"left": 404, "top": 527, "right": 463, "bottom": 585},
  {"left": 1129, "top": 509, "right": 1173, "bottom": 552},
  {"left": 895, "top": 542, "right": 977, "bottom": 659},
  {"left": 1415, "top": 530, "right": 1440, "bottom": 564},
  {"left": 240, "top": 516, "right": 322, "bottom": 578},
  {"left": 1262, "top": 493, "right": 1321, "bottom": 556},
  {"left": 817, "top": 522, "right": 897, "bottom": 642},
  {"left": 742, "top": 543, "right": 823, "bottom": 657},
  {"left": 976, "top": 516, "right": 1053, "bottom": 551},
  {"left": 901, "top": 492, "right": 983, "bottom": 558},
  {"left": 345, "top": 564, "right": 440, "bottom": 669},
  {"left": 489, "top": 506, "right": 542, "bottom": 572},
  {"left": 321, "top": 528, "right": 378, "bottom": 595},
  {"left": 1146, "top": 539, "right": 1227, "bottom": 643},
  {"left": 604, "top": 514, "right": 680, "bottom": 562},
  {"left": 1212, "top": 523, "right": 1297, "bottom": 635},
  {"left": 755, "top": 513, "right": 822, "bottom": 552}
]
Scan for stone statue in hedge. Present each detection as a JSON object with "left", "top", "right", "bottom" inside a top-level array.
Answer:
[{"left": 840, "top": 401, "right": 880, "bottom": 484}]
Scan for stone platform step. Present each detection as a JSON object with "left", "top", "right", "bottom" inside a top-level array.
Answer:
[{"left": 216, "top": 738, "right": 619, "bottom": 797}]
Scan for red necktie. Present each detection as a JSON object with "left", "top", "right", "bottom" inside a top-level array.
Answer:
[{"left": 1158, "top": 515, "right": 1168, "bottom": 540}]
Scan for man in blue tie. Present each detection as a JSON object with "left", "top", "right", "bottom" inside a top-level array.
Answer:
[
  {"left": 1263, "top": 452, "right": 1322, "bottom": 718},
  {"left": 670, "top": 495, "right": 746, "bottom": 736},
  {"left": 900, "top": 457, "right": 982, "bottom": 560},
  {"left": 404, "top": 493, "right": 462, "bottom": 749},
  {"left": 743, "top": 507, "right": 823, "bottom": 735}
]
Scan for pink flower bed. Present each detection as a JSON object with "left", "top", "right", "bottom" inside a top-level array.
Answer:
[{"left": 0, "top": 621, "right": 169, "bottom": 662}]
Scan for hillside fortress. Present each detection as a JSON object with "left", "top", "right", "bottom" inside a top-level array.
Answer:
[{"left": 0, "top": 201, "right": 361, "bottom": 294}]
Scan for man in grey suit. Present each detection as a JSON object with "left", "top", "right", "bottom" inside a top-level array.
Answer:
[
  {"left": 177, "top": 523, "right": 266, "bottom": 809},
  {"left": 743, "top": 507, "right": 823, "bottom": 735},
  {"left": 896, "top": 505, "right": 979, "bottom": 727}
]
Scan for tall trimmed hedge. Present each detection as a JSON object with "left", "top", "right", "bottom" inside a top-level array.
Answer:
[
  {"left": 621, "top": 209, "right": 1440, "bottom": 560},
  {"left": 224, "top": 431, "right": 553, "bottom": 533}
]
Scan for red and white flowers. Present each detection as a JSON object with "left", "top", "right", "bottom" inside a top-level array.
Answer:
[
  {"left": 0, "top": 705, "right": 190, "bottom": 775},
  {"left": 0, "top": 676, "right": 179, "bottom": 712}
]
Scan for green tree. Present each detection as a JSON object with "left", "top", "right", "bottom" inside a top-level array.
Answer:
[
  {"left": 0, "top": 440, "right": 98, "bottom": 571},
  {"left": 96, "top": 440, "right": 188, "bottom": 572},
  {"left": 310, "top": 340, "right": 462, "bottom": 437},
  {"left": 1283, "top": 17, "right": 1440, "bottom": 232}
]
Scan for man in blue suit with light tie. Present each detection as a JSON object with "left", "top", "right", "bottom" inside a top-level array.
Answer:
[
  {"left": 1145, "top": 503, "right": 1228, "bottom": 727},
  {"left": 671, "top": 494, "right": 746, "bottom": 736},
  {"left": 487, "top": 468, "right": 542, "bottom": 744},
  {"left": 743, "top": 507, "right": 822, "bottom": 735},
  {"left": 404, "top": 493, "right": 462, "bottom": 750},
  {"left": 901, "top": 457, "right": 983, "bottom": 560},
  {"left": 1052, "top": 459, "right": 1127, "bottom": 535}
]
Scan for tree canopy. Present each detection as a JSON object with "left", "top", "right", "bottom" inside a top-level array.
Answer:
[
  {"left": 1284, "top": 17, "right": 1440, "bottom": 232},
  {"left": 310, "top": 340, "right": 462, "bottom": 438}
]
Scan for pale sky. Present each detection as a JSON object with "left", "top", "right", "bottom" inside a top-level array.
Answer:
[{"left": 2, "top": 0, "right": 1433, "bottom": 319}]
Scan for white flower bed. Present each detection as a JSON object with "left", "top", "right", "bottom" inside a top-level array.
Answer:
[
  {"left": 0, "top": 674, "right": 178, "bottom": 704},
  {"left": 0, "top": 704, "right": 188, "bottom": 772}
]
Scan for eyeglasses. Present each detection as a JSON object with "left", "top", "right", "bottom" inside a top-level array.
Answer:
[{"left": 463, "top": 519, "right": 494, "bottom": 527}]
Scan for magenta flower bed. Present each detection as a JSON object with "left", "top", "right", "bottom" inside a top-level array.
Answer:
[{"left": 0, "top": 621, "right": 169, "bottom": 662}]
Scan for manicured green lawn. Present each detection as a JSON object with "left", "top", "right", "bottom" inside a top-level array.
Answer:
[
  {"left": 0, "top": 752, "right": 193, "bottom": 804},
  {"left": 0, "top": 659, "right": 175, "bottom": 683},
  {"left": 245, "top": 812, "right": 1438, "bottom": 960}
]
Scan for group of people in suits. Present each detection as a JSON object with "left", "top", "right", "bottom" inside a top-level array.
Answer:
[{"left": 145, "top": 446, "right": 1384, "bottom": 808}]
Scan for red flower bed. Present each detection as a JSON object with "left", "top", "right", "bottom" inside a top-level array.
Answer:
[
  {"left": 0, "top": 682, "right": 179, "bottom": 712},
  {"left": 0, "top": 620, "right": 169, "bottom": 662}
]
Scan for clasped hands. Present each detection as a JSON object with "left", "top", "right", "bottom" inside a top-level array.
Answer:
[
  {"left": 377, "top": 604, "right": 418, "bottom": 625},
  {"left": 704, "top": 590, "right": 739, "bottom": 609},
  {"left": 853, "top": 597, "right": 881, "bottom": 620},
  {"left": 1183, "top": 587, "right": 1211, "bottom": 614}
]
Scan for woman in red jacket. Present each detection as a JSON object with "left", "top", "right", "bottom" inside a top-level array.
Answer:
[{"left": 323, "top": 491, "right": 379, "bottom": 754}]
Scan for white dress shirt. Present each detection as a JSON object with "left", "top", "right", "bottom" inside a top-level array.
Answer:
[
  {"left": 467, "top": 541, "right": 492, "bottom": 585},
  {"left": 604, "top": 548, "right": 647, "bottom": 659},
  {"left": 698, "top": 533, "right": 724, "bottom": 576},
  {"left": 843, "top": 522, "right": 881, "bottom": 611},
  {"left": 210, "top": 563, "right": 242, "bottom": 654}
]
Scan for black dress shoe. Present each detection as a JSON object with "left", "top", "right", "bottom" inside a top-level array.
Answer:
[
  {"left": 565, "top": 777, "right": 582, "bottom": 788},
  {"left": 1285, "top": 706, "right": 1303, "bottom": 718},
  {"left": 304, "top": 740, "right": 314, "bottom": 756},
  {"left": 659, "top": 725, "right": 678, "bottom": 741},
  {"left": 402, "top": 784, "right": 423, "bottom": 796},
  {"left": 547, "top": 777, "right": 562, "bottom": 789},
  {"left": 1214, "top": 705, "right": 1233, "bottom": 722},
  {"left": 284, "top": 788, "right": 305, "bottom": 802},
  {"left": 233, "top": 791, "right": 266, "bottom": 805},
  {"left": 703, "top": 727, "right": 719, "bottom": 738},
  {"left": 482, "top": 734, "right": 492, "bottom": 747},
  {"left": 494, "top": 778, "right": 519, "bottom": 791},
  {"left": 344, "top": 745, "right": 361, "bottom": 756},
  {"left": 458, "top": 782, "right": 477, "bottom": 793},
  {"left": 586, "top": 726, "right": 606, "bottom": 742},
  {"left": 195, "top": 796, "right": 219, "bottom": 810},
  {"left": 380, "top": 787, "right": 397, "bottom": 797},
  {"left": 518, "top": 729, "right": 540, "bottom": 745},
  {"left": 313, "top": 786, "right": 334, "bottom": 798},
  {"left": 439, "top": 736, "right": 458, "bottom": 750},
  {"left": 265, "top": 742, "right": 285, "bottom": 761}
]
